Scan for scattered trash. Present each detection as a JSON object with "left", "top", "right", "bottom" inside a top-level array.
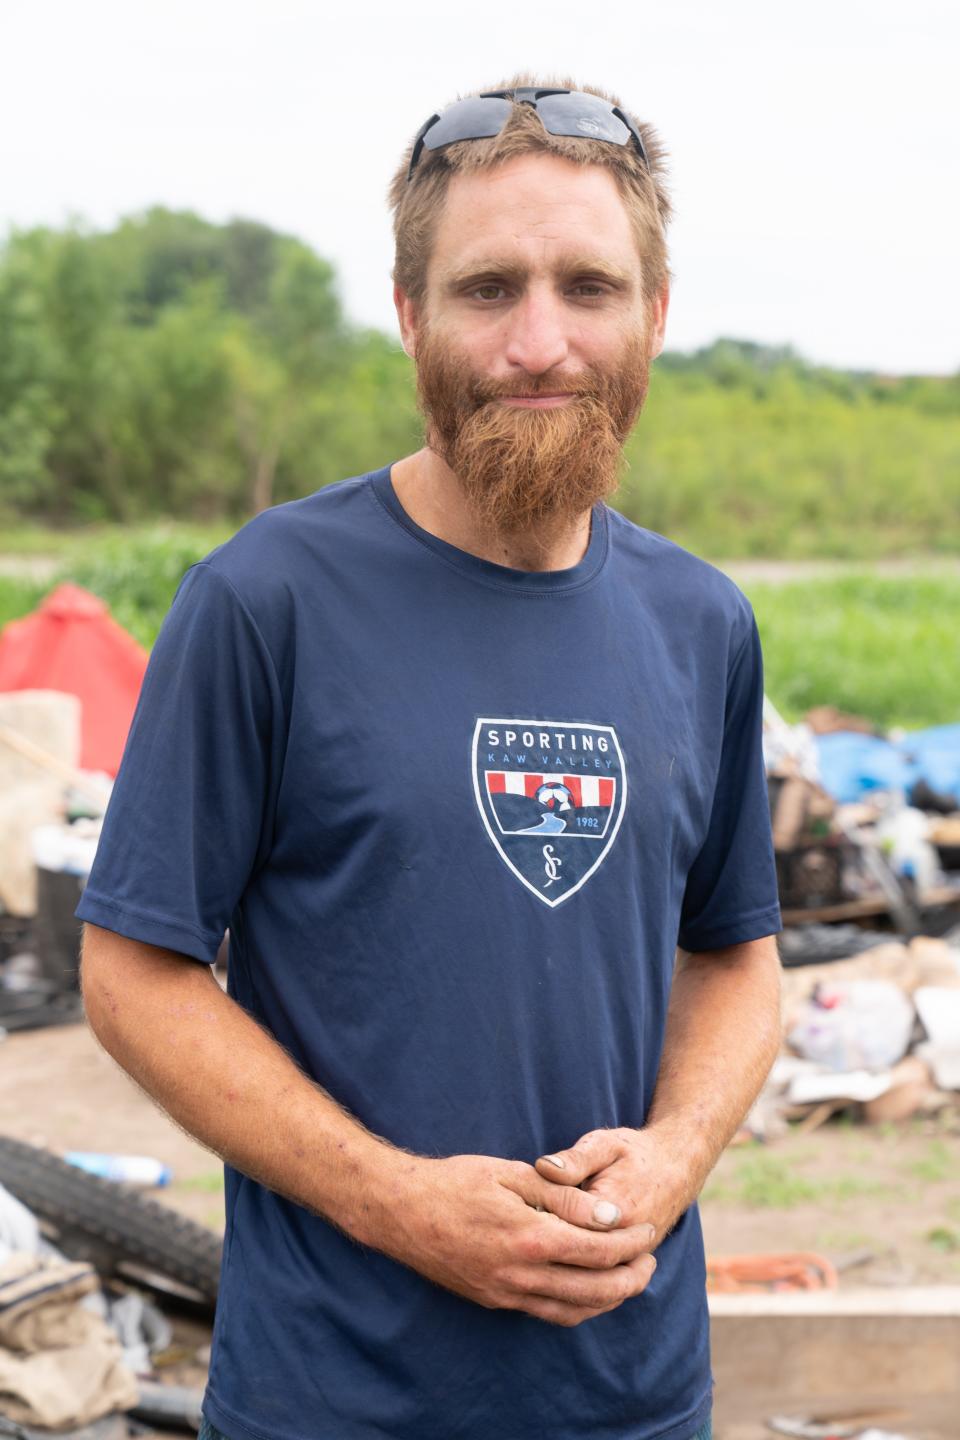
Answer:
[
  {"left": 786, "top": 980, "right": 915, "bottom": 1072},
  {"left": 764, "top": 696, "right": 960, "bottom": 931},
  {"left": 874, "top": 794, "right": 942, "bottom": 889},
  {"left": 0, "top": 1251, "right": 138, "bottom": 1429},
  {"left": 65, "top": 1155, "right": 173, "bottom": 1188},
  {"left": 912, "top": 984, "right": 960, "bottom": 1090},
  {"left": 0, "top": 1182, "right": 42, "bottom": 1265},
  {"left": 767, "top": 1419, "right": 915, "bottom": 1439},
  {"left": 107, "top": 1292, "right": 173, "bottom": 1376},
  {"left": 787, "top": 1068, "right": 893, "bottom": 1106},
  {"left": 736, "top": 927, "right": 960, "bottom": 1134},
  {"left": 861, "top": 1056, "right": 940, "bottom": 1124},
  {"left": 778, "top": 923, "right": 895, "bottom": 967},
  {"left": 129, "top": 1379, "right": 204, "bottom": 1432},
  {"left": 0, "top": 1144, "right": 214, "bottom": 1437},
  {"left": 0, "top": 1136, "right": 221, "bottom": 1305},
  {"left": 0, "top": 585, "right": 148, "bottom": 778}
]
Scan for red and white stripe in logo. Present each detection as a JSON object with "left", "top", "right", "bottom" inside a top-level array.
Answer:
[{"left": 485, "top": 772, "right": 615, "bottom": 808}]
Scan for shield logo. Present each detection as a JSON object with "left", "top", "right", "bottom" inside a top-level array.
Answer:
[{"left": 471, "top": 717, "right": 627, "bottom": 907}]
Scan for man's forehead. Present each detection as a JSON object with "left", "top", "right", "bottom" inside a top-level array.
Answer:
[{"left": 430, "top": 158, "right": 640, "bottom": 288}]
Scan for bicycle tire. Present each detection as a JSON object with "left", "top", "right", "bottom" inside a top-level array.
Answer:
[{"left": 0, "top": 1135, "right": 222, "bottom": 1302}]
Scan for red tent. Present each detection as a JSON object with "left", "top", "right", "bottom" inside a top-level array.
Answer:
[{"left": 0, "top": 583, "right": 148, "bottom": 777}]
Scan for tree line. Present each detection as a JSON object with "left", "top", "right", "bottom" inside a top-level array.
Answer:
[{"left": 1, "top": 209, "right": 957, "bottom": 556}]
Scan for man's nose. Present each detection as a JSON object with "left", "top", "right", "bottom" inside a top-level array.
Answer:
[{"left": 502, "top": 289, "right": 571, "bottom": 376}]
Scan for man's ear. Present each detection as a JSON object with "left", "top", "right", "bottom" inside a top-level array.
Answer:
[
  {"left": 647, "top": 280, "right": 671, "bottom": 361},
  {"left": 393, "top": 282, "right": 419, "bottom": 360}
]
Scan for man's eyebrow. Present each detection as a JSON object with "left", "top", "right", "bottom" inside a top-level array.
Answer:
[{"left": 441, "top": 256, "right": 636, "bottom": 290}]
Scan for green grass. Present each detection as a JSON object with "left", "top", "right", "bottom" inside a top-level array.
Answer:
[
  {"left": 745, "top": 574, "right": 960, "bottom": 729},
  {"left": 0, "top": 575, "right": 49, "bottom": 632},
  {"left": 907, "top": 1141, "right": 955, "bottom": 1184},
  {"left": 703, "top": 1148, "right": 907, "bottom": 1210},
  {"left": 815, "top": 1228, "right": 878, "bottom": 1251},
  {"left": 1, "top": 526, "right": 958, "bottom": 732},
  {"left": 0, "top": 528, "right": 229, "bottom": 648},
  {"left": 925, "top": 1226, "right": 960, "bottom": 1253},
  {"left": 0, "top": 518, "right": 232, "bottom": 563},
  {"left": 175, "top": 1170, "right": 225, "bottom": 1193}
]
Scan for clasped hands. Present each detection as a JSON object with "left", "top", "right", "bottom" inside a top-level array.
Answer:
[
  {"left": 373, "top": 1124, "right": 699, "bottom": 1328},
  {"left": 533, "top": 1123, "right": 694, "bottom": 1247}
]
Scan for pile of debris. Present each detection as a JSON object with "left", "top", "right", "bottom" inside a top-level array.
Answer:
[
  {"left": 745, "top": 927, "right": 960, "bottom": 1139},
  {"left": 764, "top": 700, "right": 960, "bottom": 930},
  {"left": 0, "top": 584, "right": 146, "bottom": 1034},
  {"left": 0, "top": 1136, "right": 217, "bottom": 1437}
]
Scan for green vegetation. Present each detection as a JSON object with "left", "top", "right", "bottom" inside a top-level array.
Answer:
[
  {"left": 0, "top": 208, "right": 955, "bottom": 728},
  {"left": 924, "top": 1226, "right": 960, "bottom": 1253},
  {"left": 0, "top": 209, "right": 419, "bottom": 525},
  {"left": 631, "top": 351, "right": 960, "bottom": 558},
  {"left": 907, "top": 1140, "right": 955, "bottom": 1184},
  {"left": 745, "top": 575, "right": 960, "bottom": 729},
  {"left": 0, "top": 575, "right": 47, "bottom": 633},
  {"left": 1, "top": 531, "right": 955, "bottom": 729},
  {"left": 815, "top": 1229, "right": 878, "bottom": 1251},
  {"left": 175, "top": 1170, "right": 225, "bottom": 1194},
  {"left": 0, "top": 529, "right": 230, "bottom": 645},
  {"left": 702, "top": 1148, "right": 907, "bottom": 1210},
  {"left": 1, "top": 210, "right": 957, "bottom": 556}
]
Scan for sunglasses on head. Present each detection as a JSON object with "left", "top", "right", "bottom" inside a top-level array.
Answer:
[{"left": 406, "top": 87, "right": 649, "bottom": 183}]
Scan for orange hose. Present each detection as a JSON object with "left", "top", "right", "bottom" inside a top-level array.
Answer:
[{"left": 706, "top": 1251, "right": 839, "bottom": 1293}]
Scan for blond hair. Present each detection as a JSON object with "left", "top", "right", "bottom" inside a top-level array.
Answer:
[{"left": 387, "top": 71, "right": 674, "bottom": 317}]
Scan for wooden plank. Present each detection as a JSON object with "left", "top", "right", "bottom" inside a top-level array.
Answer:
[
  {"left": 710, "top": 1288, "right": 960, "bottom": 1437},
  {"left": 782, "top": 885, "right": 960, "bottom": 926}
]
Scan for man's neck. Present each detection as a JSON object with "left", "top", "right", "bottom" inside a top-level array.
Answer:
[{"left": 388, "top": 448, "right": 595, "bottom": 573}]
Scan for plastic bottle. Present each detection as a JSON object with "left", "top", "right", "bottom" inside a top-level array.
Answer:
[{"left": 64, "top": 1152, "right": 172, "bottom": 1186}]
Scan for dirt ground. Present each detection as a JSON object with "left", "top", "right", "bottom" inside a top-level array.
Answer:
[{"left": 2, "top": 1018, "right": 959, "bottom": 1285}]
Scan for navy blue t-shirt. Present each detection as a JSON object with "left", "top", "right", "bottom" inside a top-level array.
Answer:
[{"left": 76, "top": 463, "right": 781, "bottom": 1440}]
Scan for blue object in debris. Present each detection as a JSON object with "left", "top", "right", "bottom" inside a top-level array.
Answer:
[{"left": 64, "top": 1152, "right": 173, "bottom": 1186}]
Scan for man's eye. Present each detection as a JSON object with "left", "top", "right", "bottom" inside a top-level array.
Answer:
[{"left": 470, "top": 283, "right": 607, "bottom": 302}]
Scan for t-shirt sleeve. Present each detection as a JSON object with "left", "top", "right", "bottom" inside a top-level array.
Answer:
[
  {"left": 75, "top": 561, "right": 287, "bottom": 963},
  {"left": 676, "top": 608, "right": 782, "bottom": 953}
]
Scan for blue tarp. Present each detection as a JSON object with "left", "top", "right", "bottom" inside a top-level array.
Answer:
[{"left": 813, "top": 724, "right": 960, "bottom": 805}]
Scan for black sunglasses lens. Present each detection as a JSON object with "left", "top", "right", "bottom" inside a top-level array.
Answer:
[
  {"left": 534, "top": 91, "right": 630, "bottom": 145},
  {"left": 422, "top": 95, "right": 513, "bottom": 152}
]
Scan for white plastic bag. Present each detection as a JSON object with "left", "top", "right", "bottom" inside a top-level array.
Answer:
[{"left": 786, "top": 978, "right": 915, "bottom": 1071}]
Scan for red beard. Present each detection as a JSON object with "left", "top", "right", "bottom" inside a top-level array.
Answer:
[{"left": 413, "top": 321, "right": 653, "bottom": 544}]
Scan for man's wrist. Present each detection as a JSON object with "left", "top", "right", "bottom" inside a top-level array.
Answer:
[
  {"left": 638, "top": 1118, "right": 713, "bottom": 1213},
  {"left": 319, "top": 1127, "right": 428, "bottom": 1251}
]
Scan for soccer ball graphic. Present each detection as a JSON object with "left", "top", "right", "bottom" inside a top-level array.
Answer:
[{"left": 535, "top": 782, "right": 574, "bottom": 813}]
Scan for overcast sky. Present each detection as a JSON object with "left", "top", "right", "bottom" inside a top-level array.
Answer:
[{"left": 2, "top": 0, "right": 957, "bottom": 375}]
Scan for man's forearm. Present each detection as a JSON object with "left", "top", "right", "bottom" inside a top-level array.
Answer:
[
  {"left": 80, "top": 925, "right": 405, "bottom": 1247},
  {"left": 644, "top": 935, "right": 782, "bottom": 1204},
  {"left": 81, "top": 925, "right": 661, "bottom": 1327}
]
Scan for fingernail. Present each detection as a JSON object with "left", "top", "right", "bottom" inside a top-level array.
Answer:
[
  {"left": 541, "top": 1154, "right": 566, "bottom": 1170},
  {"left": 593, "top": 1200, "right": 620, "bottom": 1226},
  {"left": 645, "top": 1224, "right": 656, "bottom": 1243}
]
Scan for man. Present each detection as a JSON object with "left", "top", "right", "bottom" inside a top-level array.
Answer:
[{"left": 78, "top": 73, "right": 782, "bottom": 1440}]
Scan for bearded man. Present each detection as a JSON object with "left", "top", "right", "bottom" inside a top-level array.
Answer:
[{"left": 78, "top": 74, "right": 782, "bottom": 1440}]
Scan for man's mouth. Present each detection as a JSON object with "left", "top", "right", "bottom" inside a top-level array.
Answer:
[{"left": 495, "top": 394, "right": 576, "bottom": 408}]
